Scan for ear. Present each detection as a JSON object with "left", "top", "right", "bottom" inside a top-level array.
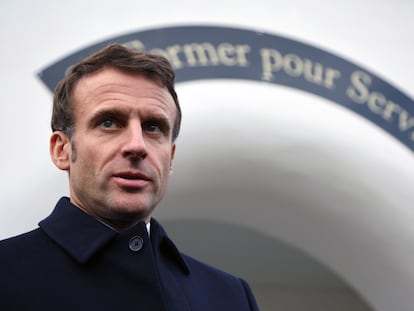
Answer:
[
  {"left": 50, "top": 131, "right": 71, "bottom": 171},
  {"left": 169, "top": 143, "right": 176, "bottom": 175}
]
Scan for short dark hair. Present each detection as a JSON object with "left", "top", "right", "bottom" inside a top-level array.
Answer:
[{"left": 51, "top": 44, "right": 181, "bottom": 141}]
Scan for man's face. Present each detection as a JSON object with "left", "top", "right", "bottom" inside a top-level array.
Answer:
[{"left": 51, "top": 67, "right": 177, "bottom": 230}]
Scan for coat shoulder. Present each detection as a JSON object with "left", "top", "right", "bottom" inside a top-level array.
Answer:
[
  {"left": 0, "top": 228, "right": 51, "bottom": 262},
  {"left": 179, "top": 253, "right": 260, "bottom": 310},
  {"left": 182, "top": 253, "right": 240, "bottom": 280},
  {"left": 0, "top": 228, "right": 43, "bottom": 248}
]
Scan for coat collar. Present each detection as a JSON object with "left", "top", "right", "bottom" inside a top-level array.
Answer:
[{"left": 39, "top": 197, "right": 189, "bottom": 275}]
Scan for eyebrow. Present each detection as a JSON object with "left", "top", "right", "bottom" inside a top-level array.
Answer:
[{"left": 87, "top": 108, "right": 126, "bottom": 126}]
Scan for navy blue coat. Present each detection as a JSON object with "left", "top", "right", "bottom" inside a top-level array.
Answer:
[{"left": 0, "top": 197, "right": 259, "bottom": 310}]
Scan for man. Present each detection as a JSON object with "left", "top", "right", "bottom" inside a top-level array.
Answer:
[{"left": 0, "top": 44, "right": 259, "bottom": 310}]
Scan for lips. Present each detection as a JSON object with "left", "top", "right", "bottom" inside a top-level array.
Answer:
[{"left": 113, "top": 171, "right": 151, "bottom": 189}]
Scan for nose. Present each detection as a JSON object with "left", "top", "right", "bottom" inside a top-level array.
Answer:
[{"left": 121, "top": 123, "right": 148, "bottom": 160}]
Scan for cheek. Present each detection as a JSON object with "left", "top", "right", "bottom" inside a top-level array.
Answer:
[
  {"left": 70, "top": 142, "right": 100, "bottom": 176},
  {"left": 157, "top": 149, "right": 174, "bottom": 177}
]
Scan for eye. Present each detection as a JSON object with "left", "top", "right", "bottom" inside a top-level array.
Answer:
[
  {"left": 100, "top": 119, "right": 117, "bottom": 128},
  {"left": 144, "top": 122, "right": 161, "bottom": 133}
]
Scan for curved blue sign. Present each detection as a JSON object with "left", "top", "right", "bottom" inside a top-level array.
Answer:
[{"left": 38, "top": 25, "right": 414, "bottom": 152}]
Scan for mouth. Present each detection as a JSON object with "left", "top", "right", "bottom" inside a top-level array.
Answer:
[{"left": 113, "top": 171, "right": 151, "bottom": 189}]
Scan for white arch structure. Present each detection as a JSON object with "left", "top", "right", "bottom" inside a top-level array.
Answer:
[{"left": 154, "top": 80, "right": 414, "bottom": 311}]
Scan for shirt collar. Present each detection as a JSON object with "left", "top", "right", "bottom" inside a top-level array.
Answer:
[{"left": 39, "top": 197, "right": 189, "bottom": 275}]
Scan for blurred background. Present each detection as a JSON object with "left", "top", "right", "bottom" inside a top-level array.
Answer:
[{"left": 1, "top": 1, "right": 414, "bottom": 310}]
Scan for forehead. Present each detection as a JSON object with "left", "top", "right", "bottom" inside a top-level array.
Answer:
[{"left": 71, "top": 66, "right": 176, "bottom": 118}]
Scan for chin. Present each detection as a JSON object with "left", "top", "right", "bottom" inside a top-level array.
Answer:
[{"left": 111, "top": 199, "right": 153, "bottom": 216}]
